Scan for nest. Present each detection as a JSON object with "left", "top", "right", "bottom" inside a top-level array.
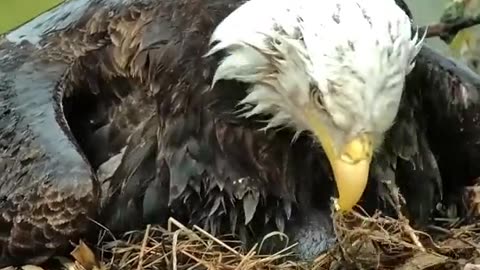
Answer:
[
  {"left": 59, "top": 186, "right": 480, "bottom": 270},
  {"left": 63, "top": 215, "right": 477, "bottom": 270}
]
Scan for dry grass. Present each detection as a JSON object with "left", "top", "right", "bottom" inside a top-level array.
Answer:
[
  {"left": 94, "top": 219, "right": 315, "bottom": 270},
  {"left": 69, "top": 211, "right": 480, "bottom": 270},
  {"left": 54, "top": 185, "right": 480, "bottom": 270}
]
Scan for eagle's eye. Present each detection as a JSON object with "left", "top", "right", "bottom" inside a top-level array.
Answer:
[{"left": 310, "top": 84, "right": 324, "bottom": 108}]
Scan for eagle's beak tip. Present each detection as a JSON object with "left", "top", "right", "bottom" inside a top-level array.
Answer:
[
  {"left": 332, "top": 135, "right": 373, "bottom": 212},
  {"left": 306, "top": 112, "right": 374, "bottom": 213}
]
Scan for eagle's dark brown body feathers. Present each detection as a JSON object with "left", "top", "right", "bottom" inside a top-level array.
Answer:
[
  {"left": 0, "top": 44, "right": 100, "bottom": 265},
  {"left": 0, "top": 0, "right": 332, "bottom": 265},
  {"left": 403, "top": 46, "right": 480, "bottom": 215},
  {"left": 0, "top": 0, "right": 479, "bottom": 266}
]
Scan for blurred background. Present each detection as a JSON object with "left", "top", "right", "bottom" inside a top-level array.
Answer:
[
  {"left": 406, "top": 0, "right": 451, "bottom": 55},
  {"left": 0, "top": 0, "right": 62, "bottom": 34},
  {"left": 408, "top": 0, "right": 480, "bottom": 72}
]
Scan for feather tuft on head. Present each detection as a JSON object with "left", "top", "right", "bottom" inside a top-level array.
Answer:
[{"left": 207, "top": 0, "right": 424, "bottom": 140}]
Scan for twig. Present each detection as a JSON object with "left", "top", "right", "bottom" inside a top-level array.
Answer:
[
  {"left": 136, "top": 224, "right": 151, "bottom": 270},
  {"left": 192, "top": 224, "right": 245, "bottom": 259},
  {"left": 387, "top": 183, "right": 426, "bottom": 252},
  {"left": 236, "top": 243, "right": 257, "bottom": 269},
  {"left": 88, "top": 217, "right": 117, "bottom": 244},
  {"left": 172, "top": 229, "right": 181, "bottom": 270},
  {"left": 421, "top": 15, "right": 480, "bottom": 42}
]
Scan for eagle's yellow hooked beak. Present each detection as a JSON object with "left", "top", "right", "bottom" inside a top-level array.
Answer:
[
  {"left": 306, "top": 112, "right": 373, "bottom": 212},
  {"left": 330, "top": 134, "right": 373, "bottom": 211}
]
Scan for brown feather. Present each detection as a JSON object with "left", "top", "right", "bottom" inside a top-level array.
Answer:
[{"left": 1, "top": 0, "right": 480, "bottom": 266}]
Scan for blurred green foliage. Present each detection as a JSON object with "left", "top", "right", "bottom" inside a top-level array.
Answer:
[
  {"left": 0, "top": 0, "right": 62, "bottom": 34},
  {"left": 442, "top": 0, "right": 480, "bottom": 73}
]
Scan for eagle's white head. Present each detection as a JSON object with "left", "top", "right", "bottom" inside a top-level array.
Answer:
[{"left": 206, "top": 0, "right": 425, "bottom": 211}]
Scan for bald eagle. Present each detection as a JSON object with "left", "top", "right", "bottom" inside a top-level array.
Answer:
[{"left": 0, "top": 0, "right": 480, "bottom": 266}]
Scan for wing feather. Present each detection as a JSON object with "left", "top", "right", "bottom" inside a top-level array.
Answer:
[{"left": 0, "top": 41, "right": 99, "bottom": 266}]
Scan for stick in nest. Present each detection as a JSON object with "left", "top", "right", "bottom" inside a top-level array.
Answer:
[
  {"left": 383, "top": 180, "right": 426, "bottom": 253},
  {"left": 136, "top": 224, "right": 151, "bottom": 270},
  {"left": 329, "top": 180, "right": 430, "bottom": 268}
]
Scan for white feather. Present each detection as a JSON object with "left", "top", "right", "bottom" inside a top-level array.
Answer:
[
  {"left": 211, "top": 46, "right": 270, "bottom": 87},
  {"left": 207, "top": 0, "right": 425, "bottom": 150}
]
